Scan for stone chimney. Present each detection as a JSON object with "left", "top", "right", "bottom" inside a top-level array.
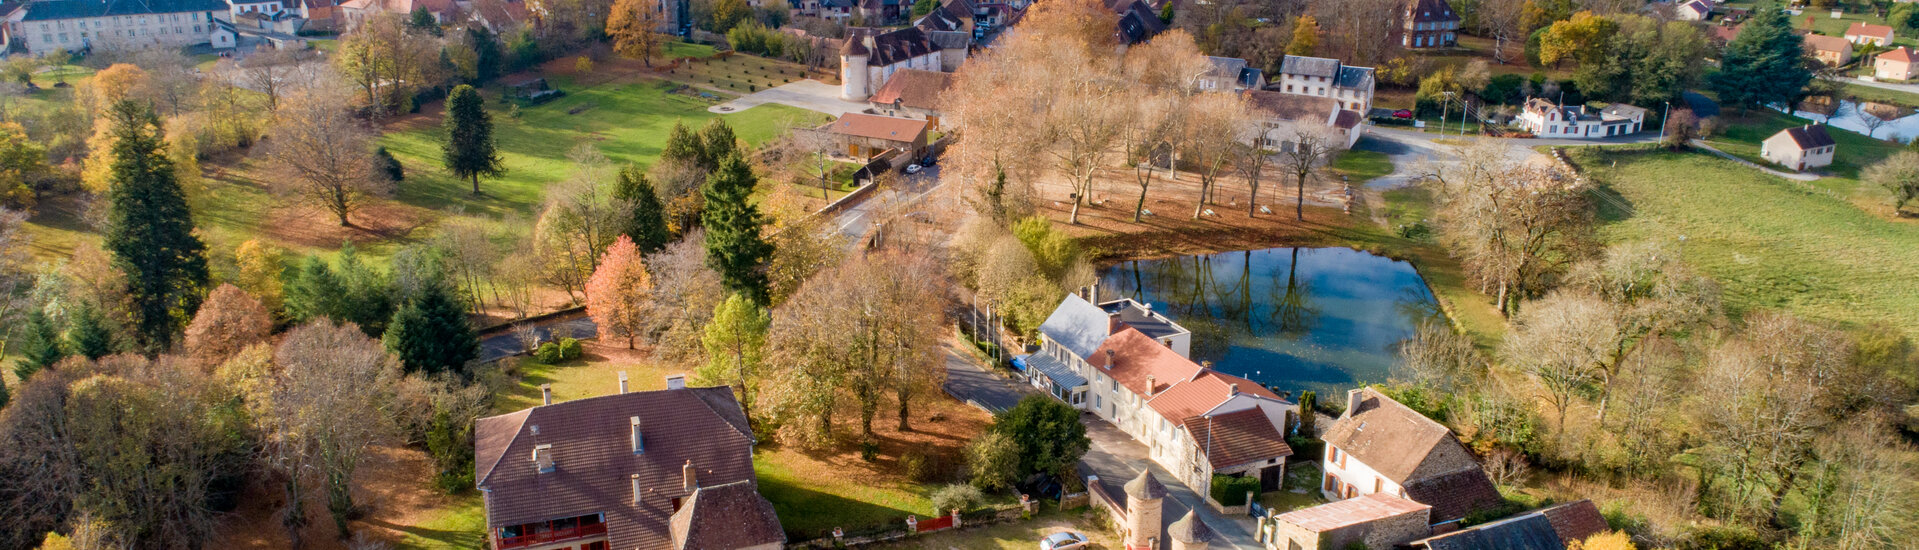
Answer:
[
  {"left": 631, "top": 474, "right": 642, "bottom": 504},
  {"left": 1103, "top": 349, "right": 1115, "bottom": 367},
  {"left": 666, "top": 375, "right": 687, "bottom": 390},
  {"left": 862, "top": 33, "right": 876, "bottom": 52},
  {"left": 682, "top": 460, "right": 698, "bottom": 492},
  {"left": 1346, "top": 388, "right": 1364, "bottom": 417},
  {"left": 540, "top": 384, "right": 553, "bottom": 405},
  {"left": 618, "top": 371, "right": 629, "bottom": 394},
  {"left": 1229, "top": 383, "right": 1239, "bottom": 396},
  {"left": 533, "top": 444, "right": 554, "bottom": 473},
  {"left": 630, "top": 416, "right": 644, "bottom": 454},
  {"left": 1146, "top": 375, "right": 1156, "bottom": 397}
]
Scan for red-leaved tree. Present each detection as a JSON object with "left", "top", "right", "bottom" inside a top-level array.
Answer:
[
  {"left": 585, "top": 235, "right": 653, "bottom": 348},
  {"left": 183, "top": 283, "right": 273, "bottom": 369}
]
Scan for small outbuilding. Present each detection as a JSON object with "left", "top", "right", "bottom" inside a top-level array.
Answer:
[
  {"left": 1760, "top": 123, "right": 1836, "bottom": 172},
  {"left": 827, "top": 112, "right": 930, "bottom": 160}
]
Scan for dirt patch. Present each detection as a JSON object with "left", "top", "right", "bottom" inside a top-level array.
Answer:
[
  {"left": 262, "top": 201, "right": 436, "bottom": 248},
  {"left": 209, "top": 445, "right": 463, "bottom": 550},
  {"left": 1028, "top": 168, "right": 1385, "bottom": 261}
]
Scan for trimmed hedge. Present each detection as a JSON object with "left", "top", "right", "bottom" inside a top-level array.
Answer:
[{"left": 1210, "top": 474, "right": 1260, "bottom": 506}]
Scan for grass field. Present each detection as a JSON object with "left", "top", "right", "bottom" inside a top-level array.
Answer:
[
  {"left": 1700, "top": 109, "right": 1908, "bottom": 216},
  {"left": 1571, "top": 147, "right": 1919, "bottom": 335},
  {"left": 393, "top": 495, "right": 487, "bottom": 550},
  {"left": 661, "top": 48, "right": 835, "bottom": 95},
  {"left": 1330, "top": 150, "right": 1393, "bottom": 184}
]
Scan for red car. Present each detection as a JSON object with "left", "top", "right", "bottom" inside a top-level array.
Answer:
[{"left": 1393, "top": 109, "right": 1414, "bottom": 119}]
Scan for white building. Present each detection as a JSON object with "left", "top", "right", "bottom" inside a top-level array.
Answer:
[
  {"left": 839, "top": 26, "right": 965, "bottom": 102},
  {"left": 1244, "top": 90, "right": 1365, "bottom": 150},
  {"left": 1760, "top": 124, "right": 1836, "bottom": 172},
  {"left": 1030, "top": 290, "right": 1296, "bottom": 498},
  {"left": 1320, "top": 388, "right": 1502, "bottom": 527},
  {"left": 3, "top": 0, "right": 234, "bottom": 54},
  {"left": 1273, "top": 55, "right": 1375, "bottom": 113},
  {"left": 1517, "top": 98, "right": 1647, "bottom": 138}
]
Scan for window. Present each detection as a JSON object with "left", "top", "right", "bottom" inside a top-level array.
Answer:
[
  {"left": 1374, "top": 478, "right": 1382, "bottom": 493},
  {"left": 1323, "top": 474, "right": 1338, "bottom": 492}
]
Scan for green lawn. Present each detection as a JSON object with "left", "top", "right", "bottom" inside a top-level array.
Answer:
[
  {"left": 1330, "top": 150, "right": 1394, "bottom": 184},
  {"left": 1571, "top": 147, "right": 1919, "bottom": 335},
  {"left": 865, "top": 509, "right": 1116, "bottom": 550},
  {"left": 661, "top": 51, "right": 829, "bottom": 95},
  {"left": 753, "top": 447, "right": 939, "bottom": 540},
  {"left": 395, "top": 494, "right": 487, "bottom": 550}
]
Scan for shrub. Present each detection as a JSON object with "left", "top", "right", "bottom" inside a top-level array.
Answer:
[
  {"left": 859, "top": 438, "right": 880, "bottom": 462},
  {"left": 375, "top": 146, "right": 405, "bottom": 181},
  {"left": 1286, "top": 435, "right": 1324, "bottom": 463},
  {"left": 929, "top": 484, "right": 985, "bottom": 514},
  {"left": 901, "top": 450, "right": 929, "bottom": 481},
  {"left": 1209, "top": 474, "right": 1260, "bottom": 506},
  {"left": 558, "top": 337, "right": 583, "bottom": 360},
  {"left": 1676, "top": 525, "right": 1766, "bottom": 550},
  {"left": 533, "top": 342, "right": 563, "bottom": 363}
]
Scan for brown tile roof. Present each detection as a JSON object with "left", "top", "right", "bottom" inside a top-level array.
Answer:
[
  {"left": 1847, "top": 21, "right": 1894, "bottom": 40},
  {"left": 1146, "top": 370, "right": 1281, "bottom": 423},
  {"left": 1088, "top": 327, "right": 1204, "bottom": 398},
  {"left": 1124, "top": 468, "right": 1169, "bottom": 500},
  {"left": 1408, "top": 0, "right": 1458, "bottom": 23},
  {"left": 869, "top": 69, "right": 952, "bottom": 111},
  {"left": 1275, "top": 492, "right": 1431, "bottom": 532},
  {"left": 1322, "top": 388, "right": 1501, "bottom": 523},
  {"left": 1881, "top": 46, "right": 1918, "bottom": 63},
  {"left": 1538, "top": 500, "right": 1609, "bottom": 545},
  {"left": 1334, "top": 109, "right": 1362, "bottom": 130},
  {"left": 1803, "top": 33, "right": 1851, "bottom": 54},
  {"left": 1403, "top": 467, "right": 1504, "bottom": 524},
  {"left": 1183, "top": 406, "right": 1293, "bottom": 470},
  {"left": 1243, "top": 90, "right": 1338, "bottom": 125},
  {"left": 668, "top": 480, "right": 786, "bottom": 550},
  {"left": 1777, "top": 124, "right": 1835, "bottom": 150},
  {"left": 1168, "top": 509, "right": 1216, "bottom": 543},
  {"left": 475, "top": 386, "right": 759, "bottom": 550},
  {"left": 829, "top": 113, "right": 929, "bottom": 143}
]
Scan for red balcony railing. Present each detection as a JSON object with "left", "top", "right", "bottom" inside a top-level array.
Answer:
[{"left": 496, "top": 522, "right": 607, "bottom": 549}]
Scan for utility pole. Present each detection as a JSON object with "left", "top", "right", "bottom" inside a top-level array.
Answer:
[
  {"left": 1439, "top": 91, "right": 1454, "bottom": 134},
  {"left": 1659, "top": 101, "right": 1672, "bottom": 144}
]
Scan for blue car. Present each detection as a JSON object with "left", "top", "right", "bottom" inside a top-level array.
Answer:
[{"left": 1039, "top": 531, "right": 1089, "bottom": 550}]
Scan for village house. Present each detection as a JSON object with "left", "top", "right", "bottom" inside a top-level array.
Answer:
[
  {"left": 1031, "top": 290, "right": 1297, "bottom": 498},
  {"left": 1402, "top": 0, "right": 1458, "bottom": 48},
  {"left": 1516, "top": 98, "right": 1646, "bottom": 138},
  {"left": 1199, "top": 56, "right": 1265, "bottom": 92},
  {"left": 339, "top": 0, "right": 452, "bottom": 28},
  {"left": 1760, "top": 123, "right": 1836, "bottom": 172},
  {"left": 1320, "top": 387, "right": 1503, "bottom": 527},
  {"left": 1803, "top": 33, "right": 1854, "bottom": 66},
  {"left": 474, "top": 376, "right": 785, "bottom": 550},
  {"left": 1405, "top": 500, "right": 1610, "bottom": 550},
  {"left": 857, "top": 0, "right": 905, "bottom": 25},
  {"left": 1878, "top": 47, "right": 1917, "bottom": 80},
  {"left": 1674, "top": 0, "right": 1712, "bottom": 21},
  {"left": 867, "top": 68, "right": 952, "bottom": 128},
  {"left": 1258, "top": 492, "right": 1433, "bottom": 550},
  {"left": 229, "top": 0, "right": 285, "bottom": 17},
  {"left": 839, "top": 26, "right": 962, "bottom": 101},
  {"left": 1, "top": 0, "right": 233, "bottom": 54},
  {"left": 1243, "top": 91, "right": 1365, "bottom": 150},
  {"left": 1108, "top": 0, "right": 1165, "bottom": 44},
  {"left": 1087, "top": 469, "right": 1218, "bottom": 550},
  {"left": 826, "top": 112, "right": 930, "bottom": 160},
  {"left": 1273, "top": 54, "right": 1376, "bottom": 112},
  {"left": 1845, "top": 21, "right": 1894, "bottom": 46}
]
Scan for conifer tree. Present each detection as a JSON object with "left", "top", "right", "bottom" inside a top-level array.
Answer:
[
  {"left": 615, "top": 165, "right": 671, "bottom": 253},
  {"left": 702, "top": 152, "right": 773, "bottom": 305},
  {"left": 1709, "top": 8, "right": 1810, "bottom": 111},
  {"left": 15, "top": 308, "right": 64, "bottom": 380},
  {"left": 662, "top": 121, "right": 703, "bottom": 166},
  {"left": 698, "top": 119, "right": 738, "bottom": 171},
  {"left": 334, "top": 243, "right": 394, "bottom": 335},
  {"left": 282, "top": 255, "right": 345, "bottom": 323},
  {"left": 442, "top": 84, "right": 504, "bottom": 194},
  {"left": 385, "top": 278, "right": 479, "bottom": 376},
  {"left": 102, "top": 100, "right": 207, "bottom": 353},
  {"left": 67, "top": 303, "right": 114, "bottom": 360}
]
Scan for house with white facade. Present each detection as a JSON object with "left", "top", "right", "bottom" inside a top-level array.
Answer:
[
  {"left": 1517, "top": 98, "right": 1646, "bottom": 138},
  {"left": 1244, "top": 90, "right": 1365, "bottom": 150},
  {"left": 839, "top": 26, "right": 964, "bottom": 102},
  {"left": 1029, "top": 290, "right": 1296, "bottom": 498},
  {"left": 1760, "top": 123, "right": 1836, "bottom": 172},
  {"left": 3, "top": 0, "right": 233, "bottom": 54},
  {"left": 1320, "top": 388, "right": 1502, "bottom": 527},
  {"left": 1273, "top": 55, "right": 1376, "bottom": 113}
]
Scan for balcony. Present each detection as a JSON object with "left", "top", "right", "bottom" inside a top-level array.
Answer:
[{"left": 495, "top": 520, "right": 607, "bottom": 550}]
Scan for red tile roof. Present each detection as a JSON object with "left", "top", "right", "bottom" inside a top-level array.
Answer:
[
  {"left": 1146, "top": 370, "right": 1280, "bottom": 423},
  {"left": 869, "top": 69, "right": 952, "bottom": 111},
  {"left": 1275, "top": 492, "right": 1431, "bottom": 532},
  {"left": 1184, "top": 406, "right": 1293, "bottom": 470},
  {"left": 1538, "top": 500, "right": 1609, "bottom": 545},
  {"left": 1881, "top": 46, "right": 1918, "bottom": 63},
  {"left": 829, "top": 113, "right": 929, "bottom": 143},
  {"left": 1847, "top": 21, "right": 1894, "bottom": 40},
  {"left": 1087, "top": 327, "right": 1203, "bottom": 398},
  {"left": 475, "top": 386, "right": 760, "bottom": 550}
]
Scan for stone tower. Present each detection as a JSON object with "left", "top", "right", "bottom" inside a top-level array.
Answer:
[
  {"left": 1168, "top": 509, "right": 1214, "bottom": 550},
  {"left": 838, "top": 30, "right": 872, "bottom": 101},
  {"left": 1123, "top": 469, "right": 1167, "bottom": 550}
]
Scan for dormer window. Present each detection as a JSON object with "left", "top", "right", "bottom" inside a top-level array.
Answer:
[{"left": 533, "top": 444, "right": 554, "bottom": 473}]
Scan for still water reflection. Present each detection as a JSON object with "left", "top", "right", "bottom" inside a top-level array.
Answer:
[{"left": 1098, "top": 247, "right": 1442, "bottom": 399}]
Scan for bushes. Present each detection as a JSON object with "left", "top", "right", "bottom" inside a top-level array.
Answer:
[
  {"left": 1209, "top": 474, "right": 1260, "bottom": 506},
  {"left": 725, "top": 23, "right": 788, "bottom": 58},
  {"left": 532, "top": 337, "right": 584, "bottom": 364},
  {"left": 929, "top": 484, "right": 984, "bottom": 514}
]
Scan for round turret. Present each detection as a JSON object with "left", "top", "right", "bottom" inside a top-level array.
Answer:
[
  {"left": 1123, "top": 470, "right": 1166, "bottom": 549},
  {"left": 839, "top": 31, "right": 872, "bottom": 101},
  {"left": 1168, "top": 509, "right": 1215, "bottom": 550}
]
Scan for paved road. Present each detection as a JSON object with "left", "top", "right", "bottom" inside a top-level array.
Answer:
[
  {"left": 1847, "top": 76, "right": 1919, "bottom": 96},
  {"left": 833, "top": 164, "right": 947, "bottom": 247},
  {"left": 476, "top": 312, "right": 598, "bottom": 363},
  {"left": 1356, "top": 126, "right": 1662, "bottom": 190},
  {"left": 940, "top": 343, "right": 1039, "bottom": 412},
  {"left": 1078, "top": 419, "right": 1260, "bottom": 549},
  {"left": 709, "top": 79, "right": 870, "bottom": 117}
]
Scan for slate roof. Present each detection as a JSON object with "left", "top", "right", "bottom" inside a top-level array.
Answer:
[
  {"left": 1538, "top": 500, "right": 1609, "bottom": 545},
  {"left": 667, "top": 480, "right": 786, "bottom": 550},
  {"left": 927, "top": 29, "right": 970, "bottom": 49},
  {"left": 829, "top": 112, "right": 929, "bottom": 143},
  {"left": 1207, "top": 56, "right": 1248, "bottom": 80},
  {"left": 1244, "top": 90, "right": 1338, "bottom": 124},
  {"left": 1087, "top": 327, "right": 1204, "bottom": 398},
  {"left": 1276, "top": 492, "right": 1431, "bottom": 532},
  {"left": 1168, "top": 510, "right": 1216, "bottom": 543},
  {"left": 1335, "top": 65, "right": 1375, "bottom": 89},
  {"left": 1323, "top": 388, "right": 1501, "bottom": 523},
  {"left": 1183, "top": 406, "right": 1293, "bottom": 470},
  {"left": 1776, "top": 124, "right": 1835, "bottom": 150},
  {"left": 1279, "top": 55, "right": 1341, "bottom": 78},
  {"left": 869, "top": 68, "right": 952, "bottom": 111},
  {"left": 1410, "top": 513, "right": 1564, "bottom": 550},
  {"left": 1334, "top": 109, "right": 1362, "bottom": 130},
  {"left": 863, "top": 26, "right": 939, "bottom": 66},
  {"left": 1679, "top": 0, "right": 1709, "bottom": 17},
  {"left": 1600, "top": 104, "right": 1647, "bottom": 118},
  {"left": 1407, "top": 0, "right": 1458, "bottom": 23},
  {"left": 1110, "top": 0, "right": 1164, "bottom": 44},
  {"left": 474, "top": 386, "right": 759, "bottom": 550},
  {"left": 1039, "top": 293, "right": 1114, "bottom": 360},
  {"left": 19, "top": 0, "right": 228, "bottom": 20}
]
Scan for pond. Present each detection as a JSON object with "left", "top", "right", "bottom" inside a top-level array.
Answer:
[
  {"left": 1785, "top": 98, "right": 1919, "bottom": 143},
  {"left": 1097, "top": 247, "right": 1443, "bottom": 400}
]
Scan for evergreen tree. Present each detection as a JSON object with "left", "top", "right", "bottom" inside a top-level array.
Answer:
[
  {"left": 442, "top": 84, "right": 504, "bottom": 195},
  {"left": 102, "top": 100, "right": 208, "bottom": 353},
  {"left": 385, "top": 279, "right": 479, "bottom": 376},
  {"left": 702, "top": 152, "right": 773, "bottom": 305},
  {"left": 67, "top": 304, "right": 114, "bottom": 360},
  {"left": 0, "top": 370, "right": 8, "bottom": 410},
  {"left": 1709, "top": 8, "right": 1810, "bottom": 111},
  {"left": 15, "top": 309, "right": 64, "bottom": 380},
  {"left": 409, "top": 7, "right": 442, "bottom": 36},
  {"left": 698, "top": 119, "right": 738, "bottom": 171},
  {"left": 614, "top": 165, "right": 671, "bottom": 253},
  {"left": 661, "top": 121, "right": 704, "bottom": 167},
  {"left": 375, "top": 146, "right": 405, "bottom": 181},
  {"left": 335, "top": 243, "right": 395, "bottom": 336},
  {"left": 282, "top": 254, "right": 344, "bottom": 323},
  {"left": 467, "top": 26, "right": 504, "bottom": 83}
]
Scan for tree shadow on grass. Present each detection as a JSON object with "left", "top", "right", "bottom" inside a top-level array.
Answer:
[
  {"left": 756, "top": 473, "right": 925, "bottom": 541},
  {"left": 360, "top": 517, "right": 486, "bottom": 549}
]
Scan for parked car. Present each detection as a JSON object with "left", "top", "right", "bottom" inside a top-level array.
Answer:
[
  {"left": 1393, "top": 109, "right": 1414, "bottom": 119},
  {"left": 905, "top": 164, "right": 924, "bottom": 174},
  {"left": 1039, "top": 531, "right": 1089, "bottom": 550}
]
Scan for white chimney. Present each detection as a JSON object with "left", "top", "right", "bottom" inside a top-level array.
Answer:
[
  {"left": 619, "top": 371, "right": 630, "bottom": 394},
  {"left": 630, "top": 416, "right": 644, "bottom": 454},
  {"left": 631, "top": 474, "right": 642, "bottom": 505},
  {"left": 1346, "top": 388, "right": 1364, "bottom": 417},
  {"left": 682, "top": 460, "right": 698, "bottom": 492},
  {"left": 1229, "top": 383, "right": 1239, "bottom": 396},
  {"left": 665, "top": 375, "right": 687, "bottom": 390},
  {"left": 532, "top": 444, "right": 554, "bottom": 473},
  {"left": 540, "top": 384, "right": 553, "bottom": 405}
]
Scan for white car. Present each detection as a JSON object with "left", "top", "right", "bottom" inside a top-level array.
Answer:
[
  {"left": 905, "top": 164, "right": 924, "bottom": 174},
  {"left": 1039, "top": 531, "right": 1089, "bottom": 550}
]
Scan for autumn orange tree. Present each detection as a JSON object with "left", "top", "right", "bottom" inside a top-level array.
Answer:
[
  {"left": 183, "top": 284, "right": 273, "bottom": 369},
  {"left": 607, "top": 0, "right": 668, "bottom": 66},
  {"left": 585, "top": 235, "right": 653, "bottom": 348}
]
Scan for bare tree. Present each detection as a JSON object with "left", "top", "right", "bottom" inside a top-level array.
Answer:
[
  {"left": 1428, "top": 140, "right": 1595, "bottom": 316},
  {"left": 1498, "top": 290, "right": 1616, "bottom": 435},
  {"left": 1185, "top": 93, "right": 1249, "bottom": 218},
  {"left": 1273, "top": 122, "right": 1342, "bottom": 220},
  {"left": 266, "top": 320, "right": 401, "bottom": 540},
  {"left": 535, "top": 145, "right": 623, "bottom": 301},
  {"left": 1695, "top": 314, "right": 1852, "bottom": 525},
  {"left": 241, "top": 46, "right": 321, "bottom": 111},
  {"left": 266, "top": 87, "right": 390, "bottom": 227},
  {"left": 644, "top": 232, "right": 727, "bottom": 363},
  {"left": 133, "top": 49, "right": 201, "bottom": 116}
]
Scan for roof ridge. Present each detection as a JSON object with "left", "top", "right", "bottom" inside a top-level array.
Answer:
[
  {"left": 475, "top": 408, "right": 533, "bottom": 486},
  {"left": 691, "top": 386, "right": 756, "bottom": 442}
]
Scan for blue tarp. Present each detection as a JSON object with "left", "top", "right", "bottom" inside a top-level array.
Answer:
[{"left": 1012, "top": 354, "right": 1030, "bottom": 371}]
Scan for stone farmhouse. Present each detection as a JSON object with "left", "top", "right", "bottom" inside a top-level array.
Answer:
[
  {"left": 474, "top": 375, "right": 785, "bottom": 550},
  {"left": 1243, "top": 91, "right": 1365, "bottom": 150},
  {"left": 1273, "top": 54, "right": 1376, "bottom": 113},
  {"left": 1319, "top": 388, "right": 1503, "bottom": 527}
]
